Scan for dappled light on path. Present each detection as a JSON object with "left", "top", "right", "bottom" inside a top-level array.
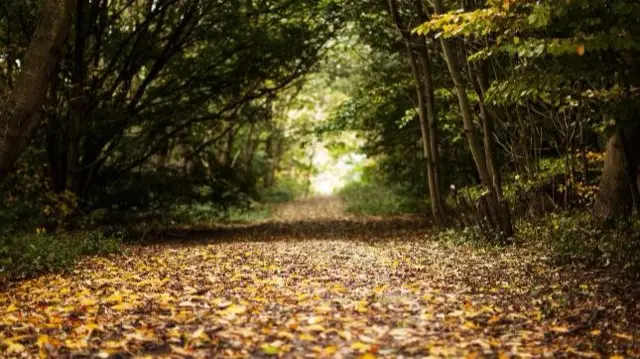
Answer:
[{"left": 0, "top": 198, "right": 638, "bottom": 357}]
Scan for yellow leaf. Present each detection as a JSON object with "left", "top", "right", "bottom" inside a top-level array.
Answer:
[
  {"left": 614, "top": 333, "right": 633, "bottom": 341},
  {"left": 331, "top": 284, "right": 347, "bottom": 293},
  {"left": 4, "top": 340, "right": 25, "bottom": 354},
  {"left": 299, "top": 333, "right": 315, "bottom": 341},
  {"left": 306, "top": 324, "right": 326, "bottom": 332},
  {"left": 5, "top": 303, "right": 18, "bottom": 312},
  {"left": 351, "top": 341, "right": 371, "bottom": 353},
  {"left": 37, "top": 335, "right": 50, "bottom": 347},
  {"left": 609, "top": 355, "right": 625, "bottom": 359},
  {"left": 315, "top": 304, "right": 333, "bottom": 314},
  {"left": 276, "top": 331, "right": 294, "bottom": 340},
  {"left": 37, "top": 336, "right": 49, "bottom": 358},
  {"left": 75, "top": 323, "right": 102, "bottom": 334},
  {"left": 354, "top": 301, "right": 368, "bottom": 313},
  {"left": 191, "top": 327, "right": 210, "bottom": 341},
  {"left": 323, "top": 345, "right": 338, "bottom": 355},
  {"left": 550, "top": 326, "right": 569, "bottom": 333},
  {"left": 360, "top": 354, "right": 376, "bottom": 359},
  {"left": 463, "top": 321, "right": 477, "bottom": 330},
  {"left": 105, "top": 293, "right": 123, "bottom": 303},
  {"left": 590, "top": 329, "right": 601, "bottom": 336},
  {"left": 576, "top": 44, "right": 585, "bottom": 56},
  {"left": 261, "top": 343, "right": 281, "bottom": 356},
  {"left": 225, "top": 304, "right": 247, "bottom": 315},
  {"left": 338, "top": 330, "right": 352, "bottom": 341},
  {"left": 80, "top": 298, "right": 97, "bottom": 306}
]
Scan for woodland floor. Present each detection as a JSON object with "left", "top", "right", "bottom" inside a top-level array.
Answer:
[{"left": 1, "top": 197, "right": 639, "bottom": 358}]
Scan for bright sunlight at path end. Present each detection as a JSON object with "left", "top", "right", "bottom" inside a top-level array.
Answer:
[{"left": 1, "top": 198, "right": 638, "bottom": 358}]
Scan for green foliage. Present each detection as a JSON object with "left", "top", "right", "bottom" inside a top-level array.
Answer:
[
  {"left": 170, "top": 202, "right": 273, "bottom": 225},
  {"left": 338, "top": 167, "right": 429, "bottom": 216},
  {"left": 339, "top": 181, "right": 424, "bottom": 216},
  {"left": 415, "top": 0, "right": 640, "bottom": 113},
  {"left": 0, "top": 155, "right": 83, "bottom": 234},
  {"left": 1, "top": 0, "right": 348, "bottom": 228},
  {"left": 0, "top": 231, "right": 122, "bottom": 280},
  {"left": 434, "top": 211, "right": 640, "bottom": 278},
  {"left": 436, "top": 226, "right": 485, "bottom": 246},
  {"left": 260, "top": 176, "right": 307, "bottom": 204},
  {"left": 518, "top": 212, "right": 640, "bottom": 278}
]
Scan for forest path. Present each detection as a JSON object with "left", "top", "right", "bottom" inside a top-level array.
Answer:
[
  {"left": 0, "top": 197, "right": 638, "bottom": 358},
  {"left": 273, "top": 196, "right": 349, "bottom": 221}
]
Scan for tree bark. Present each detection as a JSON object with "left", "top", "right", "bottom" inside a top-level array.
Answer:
[
  {"left": 594, "top": 126, "right": 640, "bottom": 224},
  {"left": 432, "top": 0, "right": 513, "bottom": 239},
  {"left": 413, "top": 0, "right": 447, "bottom": 224},
  {"left": 468, "top": 59, "right": 513, "bottom": 237},
  {"left": 0, "top": 0, "right": 72, "bottom": 179},
  {"left": 387, "top": 0, "right": 446, "bottom": 227}
]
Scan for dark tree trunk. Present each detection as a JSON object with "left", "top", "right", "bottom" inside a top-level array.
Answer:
[
  {"left": 594, "top": 126, "right": 640, "bottom": 224},
  {"left": 68, "top": 0, "right": 89, "bottom": 193},
  {"left": 387, "top": 0, "right": 446, "bottom": 227},
  {"left": 0, "top": 0, "right": 71, "bottom": 179}
]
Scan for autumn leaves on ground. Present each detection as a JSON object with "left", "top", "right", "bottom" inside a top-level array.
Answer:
[{"left": 1, "top": 197, "right": 638, "bottom": 358}]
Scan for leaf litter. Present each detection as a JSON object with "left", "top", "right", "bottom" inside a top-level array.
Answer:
[{"left": 0, "top": 198, "right": 638, "bottom": 358}]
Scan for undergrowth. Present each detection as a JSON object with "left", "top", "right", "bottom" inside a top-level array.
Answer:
[
  {"left": 519, "top": 212, "right": 640, "bottom": 278},
  {"left": 438, "top": 211, "right": 640, "bottom": 278},
  {"left": 169, "top": 202, "right": 273, "bottom": 225},
  {"left": 0, "top": 231, "right": 122, "bottom": 280},
  {"left": 339, "top": 181, "right": 428, "bottom": 216}
]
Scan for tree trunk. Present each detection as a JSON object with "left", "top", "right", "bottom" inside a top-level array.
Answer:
[
  {"left": 0, "top": 0, "right": 72, "bottom": 179},
  {"left": 468, "top": 59, "right": 514, "bottom": 237},
  {"left": 387, "top": 0, "right": 446, "bottom": 227},
  {"left": 594, "top": 127, "right": 640, "bottom": 224},
  {"left": 68, "top": 0, "right": 89, "bottom": 193},
  {"left": 413, "top": 0, "right": 447, "bottom": 224},
  {"left": 432, "top": 0, "right": 513, "bottom": 240}
]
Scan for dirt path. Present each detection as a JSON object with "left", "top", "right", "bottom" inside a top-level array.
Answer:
[
  {"left": 274, "top": 196, "right": 349, "bottom": 221},
  {"left": 0, "top": 197, "right": 638, "bottom": 358}
]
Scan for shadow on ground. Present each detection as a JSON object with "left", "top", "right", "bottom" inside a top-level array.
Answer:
[
  {"left": 135, "top": 197, "right": 432, "bottom": 244},
  {"left": 147, "top": 217, "right": 431, "bottom": 243}
]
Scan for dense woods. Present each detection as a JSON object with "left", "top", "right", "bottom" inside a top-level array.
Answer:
[
  {"left": 2, "top": 0, "right": 639, "bottom": 231},
  {"left": 1, "top": 0, "right": 342, "bottom": 228},
  {"left": 0, "top": 0, "right": 639, "bottom": 356}
]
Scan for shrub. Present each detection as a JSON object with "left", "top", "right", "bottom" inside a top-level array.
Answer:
[{"left": 0, "top": 231, "right": 122, "bottom": 280}]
